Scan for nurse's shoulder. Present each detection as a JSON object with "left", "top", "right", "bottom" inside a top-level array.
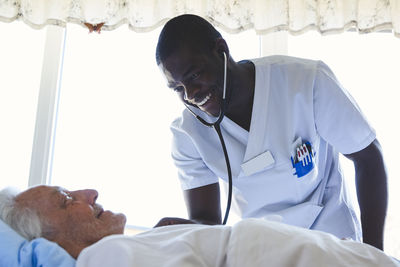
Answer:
[{"left": 251, "top": 55, "right": 321, "bottom": 74}]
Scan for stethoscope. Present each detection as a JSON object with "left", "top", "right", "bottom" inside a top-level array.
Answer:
[{"left": 183, "top": 52, "right": 232, "bottom": 225}]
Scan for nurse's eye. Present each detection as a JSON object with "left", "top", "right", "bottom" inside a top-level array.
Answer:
[
  {"left": 190, "top": 73, "right": 200, "bottom": 80},
  {"left": 174, "top": 86, "right": 184, "bottom": 93}
]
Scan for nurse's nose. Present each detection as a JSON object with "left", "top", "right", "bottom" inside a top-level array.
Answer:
[
  {"left": 71, "top": 189, "right": 98, "bottom": 205},
  {"left": 183, "top": 84, "right": 200, "bottom": 103}
]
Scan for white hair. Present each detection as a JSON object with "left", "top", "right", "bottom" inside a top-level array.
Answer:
[{"left": 0, "top": 187, "right": 42, "bottom": 240}]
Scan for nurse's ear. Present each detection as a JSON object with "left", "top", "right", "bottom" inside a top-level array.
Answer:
[{"left": 214, "top": 38, "right": 230, "bottom": 59}]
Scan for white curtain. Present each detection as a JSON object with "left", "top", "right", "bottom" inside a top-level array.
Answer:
[{"left": 0, "top": 0, "right": 399, "bottom": 36}]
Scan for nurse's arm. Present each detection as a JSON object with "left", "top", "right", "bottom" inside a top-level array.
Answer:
[
  {"left": 153, "top": 217, "right": 196, "bottom": 227},
  {"left": 344, "top": 138, "right": 388, "bottom": 250},
  {"left": 183, "top": 182, "right": 222, "bottom": 225}
]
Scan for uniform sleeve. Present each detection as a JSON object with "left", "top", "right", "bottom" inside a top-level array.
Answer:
[
  {"left": 171, "top": 119, "right": 219, "bottom": 190},
  {"left": 313, "top": 61, "right": 376, "bottom": 155}
]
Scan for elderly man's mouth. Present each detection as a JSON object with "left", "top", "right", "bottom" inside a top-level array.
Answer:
[
  {"left": 94, "top": 205, "right": 104, "bottom": 218},
  {"left": 97, "top": 209, "right": 104, "bottom": 218}
]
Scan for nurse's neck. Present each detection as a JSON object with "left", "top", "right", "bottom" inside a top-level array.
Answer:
[{"left": 225, "top": 60, "right": 255, "bottom": 132}]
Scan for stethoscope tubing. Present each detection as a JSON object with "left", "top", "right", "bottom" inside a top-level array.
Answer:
[
  {"left": 183, "top": 52, "right": 232, "bottom": 225},
  {"left": 214, "top": 121, "right": 232, "bottom": 225}
]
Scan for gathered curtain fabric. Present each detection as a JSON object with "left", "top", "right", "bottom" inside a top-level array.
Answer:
[{"left": 0, "top": 0, "right": 399, "bottom": 36}]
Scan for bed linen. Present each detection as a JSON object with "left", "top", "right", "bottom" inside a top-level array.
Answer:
[{"left": 76, "top": 218, "right": 399, "bottom": 267}]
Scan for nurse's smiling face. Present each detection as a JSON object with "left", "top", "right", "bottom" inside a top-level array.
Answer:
[
  {"left": 159, "top": 45, "right": 225, "bottom": 117},
  {"left": 15, "top": 185, "right": 126, "bottom": 258}
]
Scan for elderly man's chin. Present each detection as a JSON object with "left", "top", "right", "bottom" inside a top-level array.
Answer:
[{"left": 99, "top": 211, "right": 127, "bottom": 235}]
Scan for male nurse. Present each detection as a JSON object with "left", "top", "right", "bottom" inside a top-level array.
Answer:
[{"left": 155, "top": 14, "right": 388, "bottom": 250}]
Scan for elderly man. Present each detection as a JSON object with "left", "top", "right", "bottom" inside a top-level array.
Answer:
[
  {"left": 1, "top": 185, "right": 399, "bottom": 267},
  {"left": 0, "top": 185, "right": 126, "bottom": 259}
]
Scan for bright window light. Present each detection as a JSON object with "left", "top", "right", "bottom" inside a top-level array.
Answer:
[
  {"left": 50, "top": 24, "right": 259, "bottom": 227},
  {"left": 288, "top": 30, "right": 400, "bottom": 257},
  {"left": 0, "top": 22, "right": 45, "bottom": 190}
]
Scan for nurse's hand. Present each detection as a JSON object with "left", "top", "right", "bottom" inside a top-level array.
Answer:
[{"left": 153, "top": 217, "right": 196, "bottom": 228}]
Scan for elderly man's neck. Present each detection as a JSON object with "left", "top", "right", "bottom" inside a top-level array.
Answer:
[{"left": 55, "top": 238, "right": 90, "bottom": 259}]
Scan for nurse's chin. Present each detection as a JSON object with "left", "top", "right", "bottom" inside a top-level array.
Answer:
[{"left": 199, "top": 100, "right": 221, "bottom": 117}]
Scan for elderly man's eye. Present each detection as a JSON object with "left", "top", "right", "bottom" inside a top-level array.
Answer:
[
  {"left": 61, "top": 191, "right": 72, "bottom": 198},
  {"left": 60, "top": 191, "right": 73, "bottom": 207},
  {"left": 62, "top": 196, "right": 73, "bottom": 208}
]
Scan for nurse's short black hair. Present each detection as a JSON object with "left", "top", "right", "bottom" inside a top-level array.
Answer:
[{"left": 155, "top": 14, "right": 222, "bottom": 65}]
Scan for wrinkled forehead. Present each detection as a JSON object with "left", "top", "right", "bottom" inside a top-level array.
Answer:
[{"left": 16, "top": 185, "right": 61, "bottom": 208}]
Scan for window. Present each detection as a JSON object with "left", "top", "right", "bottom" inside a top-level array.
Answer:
[
  {"left": 50, "top": 24, "right": 259, "bottom": 227},
  {"left": 0, "top": 22, "right": 45, "bottom": 190}
]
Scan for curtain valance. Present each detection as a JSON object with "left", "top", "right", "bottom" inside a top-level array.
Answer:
[{"left": 0, "top": 0, "right": 399, "bottom": 36}]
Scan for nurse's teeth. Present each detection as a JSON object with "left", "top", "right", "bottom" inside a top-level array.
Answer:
[{"left": 197, "top": 93, "right": 211, "bottom": 106}]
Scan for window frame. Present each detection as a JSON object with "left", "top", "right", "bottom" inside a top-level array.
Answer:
[{"left": 28, "top": 25, "right": 66, "bottom": 186}]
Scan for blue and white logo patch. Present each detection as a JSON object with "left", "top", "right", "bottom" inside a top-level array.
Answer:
[{"left": 291, "top": 137, "right": 315, "bottom": 178}]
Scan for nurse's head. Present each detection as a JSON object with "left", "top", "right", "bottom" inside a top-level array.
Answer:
[
  {"left": 156, "top": 14, "right": 230, "bottom": 117},
  {"left": 0, "top": 185, "right": 126, "bottom": 259}
]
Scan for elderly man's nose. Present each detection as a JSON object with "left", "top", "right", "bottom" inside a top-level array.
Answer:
[{"left": 72, "top": 189, "right": 98, "bottom": 205}]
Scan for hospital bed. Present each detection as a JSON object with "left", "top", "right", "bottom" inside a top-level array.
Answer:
[{"left": 1, "top": 218, "right": 399, "bottom": 267}]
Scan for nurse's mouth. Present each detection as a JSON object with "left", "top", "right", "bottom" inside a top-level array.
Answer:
[{"left": 195, "top": 93, "right": 211, "bottom": 106}]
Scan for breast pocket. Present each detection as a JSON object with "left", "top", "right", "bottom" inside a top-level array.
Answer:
[{"left": 290, "top": 137, "right": 319, "bottom": 183}]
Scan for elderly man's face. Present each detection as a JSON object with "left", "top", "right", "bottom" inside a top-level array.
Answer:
[{"left": 16, "top": 185, "right": 126, "bottom": 256}]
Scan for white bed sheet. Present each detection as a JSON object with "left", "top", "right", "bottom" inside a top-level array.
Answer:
[{"left": 76, "top": 218, "right": 399, "bottom": 267}]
